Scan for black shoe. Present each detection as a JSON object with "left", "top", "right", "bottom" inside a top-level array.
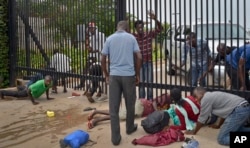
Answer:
[
  {"left": 112, "top": 135, "right": 121, "bottom": 146},
  {"left": 126, "top": 124, "right": 138, "bottom": 135}
]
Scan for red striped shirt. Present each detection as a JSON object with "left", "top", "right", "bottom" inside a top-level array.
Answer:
[{"left": 133, "top": 30, "right": 161, "bottom": 62}]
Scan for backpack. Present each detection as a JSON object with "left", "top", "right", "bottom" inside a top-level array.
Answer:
[
  {"left": 60, "top": 130, "right": 89, "bottom": 148},
  {"left": 141, "top": 110, "right": 170, "bottom": 134}
]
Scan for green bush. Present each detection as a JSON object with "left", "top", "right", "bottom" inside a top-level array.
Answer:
[
  {"left": 0, "top": 0, "right": 9, "bottom": 88},
  {"left": 16, "top": 47, "right": 88, "bottom": 76}
]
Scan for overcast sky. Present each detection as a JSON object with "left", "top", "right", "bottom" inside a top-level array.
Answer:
[{"left": 126, "top": 0, "right": 250, "bottom": 30}]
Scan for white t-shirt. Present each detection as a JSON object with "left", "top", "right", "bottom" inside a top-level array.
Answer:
[
  {"left": 89, "top": 28, "right": 105, "bottom": 60},
  {"left": 50, "top": 53, "right": 72, "bottom": 72}
]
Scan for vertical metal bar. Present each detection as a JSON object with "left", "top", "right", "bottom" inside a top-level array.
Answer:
[
  {"left": 25, "top": 0, "right": 31, "bottom": 75},
  {"left": 115, "top": 0, "right": 126, "bottom": 24},
  {"left": 8, "top": 0, "right": 18, "bottom": 86}
]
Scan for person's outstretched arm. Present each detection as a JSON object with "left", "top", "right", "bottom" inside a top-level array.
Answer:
[{"left": 27, "top": 89, "right": 39, "bottom": 105}]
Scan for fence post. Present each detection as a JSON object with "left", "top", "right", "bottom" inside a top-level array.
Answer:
[
  {"left": 115, "top": 0, "right": 126, "bottom": 25},
  {"left": 25, "top": 0, "right": 31, "bottom": 75},
  {"left": 8, "top": 0, "right": 17, "bottom": 86}
]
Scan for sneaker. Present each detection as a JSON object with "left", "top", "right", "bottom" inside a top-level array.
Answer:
[
  {"left": 95, "top": 95, "right": 108, "bottom": 102},
  {"left": 96, "top": 92, "right": 102, "bottom": 97}
]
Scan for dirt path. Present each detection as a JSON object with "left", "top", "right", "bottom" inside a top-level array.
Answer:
[{"left": 0, "top": 87, "right": 228, "bottom": 148}]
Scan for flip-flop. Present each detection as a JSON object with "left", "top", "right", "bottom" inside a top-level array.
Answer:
[
  {"left": 83, "top": 107, "right": 96, "bottom": 112},
  {"left": 87, "top": 119, "right": 95, "bottom": 129}
]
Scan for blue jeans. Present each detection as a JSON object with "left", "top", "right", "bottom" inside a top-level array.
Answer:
[
  {"left": 217, "top": 104, "right": 250, "bottom": 145},
  {"left": 139, "top": 62, "right": 153, "bottom": 100},
  {"left": 191, "top": 64, "right": 207, "bottom": 87},
  {"left": 26, "top": 73, "right": 44, "bottom": 87}
]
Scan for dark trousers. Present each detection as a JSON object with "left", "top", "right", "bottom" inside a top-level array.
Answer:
[
  {"left": 1, "top": 88, "right": 28, "bottom": 98},
  {"left": 109, "top": 76, "right": 136, "bottom": 144},
  {"left": 86, "top": 64, "right": 102, "bottom": 96},
  {"left": 78, "top": 57, "right": 96, "bottom": 87},
  {"left": 226, "top": 63, "right": 250, "bottom": 90},
  {"left": 53, "top": 75, "right": 67, "bottom": 91}
]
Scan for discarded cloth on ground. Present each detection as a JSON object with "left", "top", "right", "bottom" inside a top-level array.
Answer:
[{"left": 132, "top": 128, "right": 185, "bottom": 146}]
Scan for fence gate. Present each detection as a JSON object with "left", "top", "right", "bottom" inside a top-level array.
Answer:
[{"left": 9, "top": 0, "right": 250, "bottom": 98}]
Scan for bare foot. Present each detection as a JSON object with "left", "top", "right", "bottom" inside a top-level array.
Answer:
[
  {"left": 87, "top": 119, "right": 96, "bottom": 129},
  {"left": 88, "top": 109, "right": 96, "bottom": 121}
]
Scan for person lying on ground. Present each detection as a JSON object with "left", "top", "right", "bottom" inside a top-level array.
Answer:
[
  {"left": 186, "top": 87, "right": 250, "bottom": 146},
  {"left": 169, "top": 88, "right": 200, "bottom": 130},
  {"left": 0, "top": 75, "right": 54, "bottom": 105},
  {"left": 86, "top": 94, "right": 171, "bottom": 129}
]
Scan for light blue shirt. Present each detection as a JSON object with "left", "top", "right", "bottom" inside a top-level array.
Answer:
[
  {"left": 181, "top": 39, "right": 211, "bottom": 67},
  {"left": 226, "top": 44, "right": 250, "bottom": 70},
  {"left": 101, "top": 30, "right": 140, "bottom": 76}
]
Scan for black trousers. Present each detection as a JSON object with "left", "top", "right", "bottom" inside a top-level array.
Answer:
[
  {"left": 1, "top": 88, "right": 28, "bottom": 98},
  {"left": 89, "top": 64, "right": 102, "bottom": 96}
]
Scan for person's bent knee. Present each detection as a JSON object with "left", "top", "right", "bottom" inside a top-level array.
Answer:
[{"left": 217, "top": 135, "right": 229, "bottom": 146}]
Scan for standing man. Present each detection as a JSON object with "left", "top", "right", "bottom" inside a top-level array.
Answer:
[
  {"left": 133, "top": 10, "right": 163, "bottom": 100},
  {"left": 101, "top": 20, "right": 142, "bottom": 145},
  {"left": 75, "top": 22, "right": 105, "bottom": 93},
  {"left": 180, "top": 32, "right": 211, "bottom": 86},
  {"left": 186, "top": 87, "right": 250, "bottom": 146},
  {"left": 223, "top": 44, "right": 250, "bottom": 90}
]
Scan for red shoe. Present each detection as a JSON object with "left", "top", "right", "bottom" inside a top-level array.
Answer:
[{"left": 72, "top": 92, "right": 80, "bottom": 96}]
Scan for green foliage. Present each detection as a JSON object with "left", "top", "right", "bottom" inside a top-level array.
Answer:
[
  {"left": 0, "top": 0, "right": 9, "bottom": 87},
  {"left": 17, "top": 47, "right": 88, "bottom": 75},
  {"left": 156, "top": 22, "right": 171, "bottom": 44},
  {"left": 18, "top": 0, "right": 116, "bottom": 47}
]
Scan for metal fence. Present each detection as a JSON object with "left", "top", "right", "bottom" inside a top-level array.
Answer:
[{"left": 8, "top": 0, "right": 250, "bottom": 98}]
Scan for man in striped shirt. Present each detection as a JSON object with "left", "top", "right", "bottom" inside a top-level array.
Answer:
[{"left": 133, "top": 11, "right": 163, "bottom": 100}]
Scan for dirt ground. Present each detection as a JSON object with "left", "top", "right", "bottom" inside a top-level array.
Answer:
[{"left": 0, "top": 87, "right": 228, "bottom": 148}]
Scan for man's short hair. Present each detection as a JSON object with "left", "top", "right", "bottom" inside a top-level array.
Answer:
[
  {"left": 44, "top": 75, "right": 52, "bottom": 81},
  {"left": 170, "top": 88, "right": 182, "bottom": 105},
  {"left": 134, "top": 20, "right": 144, "bottom": 28},
  {"left": 53, "top": 49, "right": 59, "bottom": 55}
]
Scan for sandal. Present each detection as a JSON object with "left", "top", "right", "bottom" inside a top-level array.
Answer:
[
  {"left": 83, "top": 107, "right": 96, "bottom": 112},
  {"left": 87, "top": 109, "right": 96, "bottom": 121},
  {"left": 87, "top": 119, "right": 95, "bottom": 129}
]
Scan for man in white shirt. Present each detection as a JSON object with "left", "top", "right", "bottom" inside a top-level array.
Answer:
[
  {"left": 50, "top": 49, "right": 72, "bottom": 93},
  {"left": 75, "top": 22, "right": 105, "bottom": 97}
]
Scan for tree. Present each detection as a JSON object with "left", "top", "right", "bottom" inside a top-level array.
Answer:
[{"left": 18, "top": 0, "right": 116, "bottom": 48}]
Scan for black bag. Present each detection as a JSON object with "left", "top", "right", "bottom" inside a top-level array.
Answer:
[{"left": 141, "top": 110, "right": 170, "bottom": 134}]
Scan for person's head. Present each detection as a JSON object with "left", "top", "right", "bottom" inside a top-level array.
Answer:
[
  {"left": 192, "top": 87, "right": 207, "bottom": 104},
  {"left": 44, "top": 75, "right": 52, "bottom": 86},
  {"left": 88, "top": 22, "right": 97, "bottom": 35},
  {"left": 117, "top": 20, "right": 129, "bottom": 32},
  {"left": 217, "top": 43, "right": 228, "bottom": 56},
  {"left": 134, "top": 20, "right": 144, "bottom": 35},
  {"left": 186, "top": 32, "right": 197, "bottom": 47},
  {"left": 170, "top": 88, "right": 183, "bottom": 106},
  {"left": 53, "top": 49, "right": 59, "bottom": 55}
]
